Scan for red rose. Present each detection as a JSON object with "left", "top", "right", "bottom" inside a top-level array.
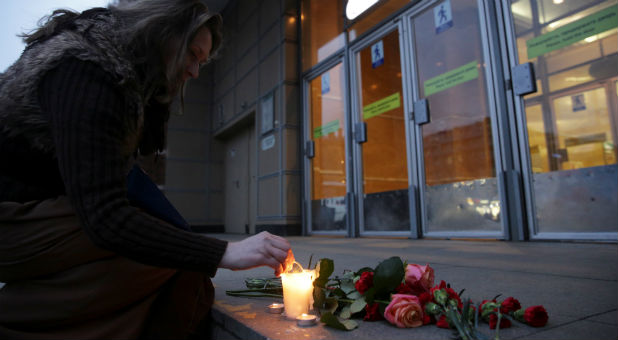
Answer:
[
  {"left": 445, "top": 287, "right": 462, "bottom": 308},
  {"left": 479, "top": 299, "right": 498, "bottom": 321},
  {"left": 500, "top": 297, "right": 521, "bottom": 314},
  {"left": 524, "top": 305, "right": 548, "bottom": 327},
  {"left": 363, "top": 302, "right": 383, "bottom": 321},
  {"left": 422, "top": 314, "right": 431, "bottom": 325},
  {"left": 489, "top": 314, "right": 512, "bottom": 329},
  {"left": 396, "top": 282, "right": 414, "bottom": 295},
  {"left": 436, "top": 314, "right": 450, "bottom": 329},
  {"left": 430, "top": 280, "right": 448, "bottom": 297},
  {"left": 355, "top": 271, "right": 374, "bottom": 294},
  {"left": 418, "top": 291, "right": 432, "bottom": 306}
]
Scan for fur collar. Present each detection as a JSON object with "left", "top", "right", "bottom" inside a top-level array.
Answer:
[{"left": 0, "top": 9, "right": 143, "bottom": 155}]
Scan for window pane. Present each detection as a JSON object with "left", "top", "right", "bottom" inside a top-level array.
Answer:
[
  {"left": 347, "top": 0, "right": 410, "bottom": 41},
  {"left": 310, "top": 64, "right": 347, "bottom": 200},
  {"left": 301, "top": 1, "right": 345, "bottom": 71}
]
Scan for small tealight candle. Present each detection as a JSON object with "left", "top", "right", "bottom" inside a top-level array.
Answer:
[
  {"left": 267, "top": 303, "right": 284, "bottom": 314},
  {"left": 296, "top": 313, "right": 317, "bottom": 327}
]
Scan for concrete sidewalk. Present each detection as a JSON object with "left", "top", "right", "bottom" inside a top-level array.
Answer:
[{"left": 210, "top": 234, "right": 617, "bottom": 340}]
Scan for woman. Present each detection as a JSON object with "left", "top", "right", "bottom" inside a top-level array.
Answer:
[{"left": 0, "top": 0, "right": 294, "bottom": 338}]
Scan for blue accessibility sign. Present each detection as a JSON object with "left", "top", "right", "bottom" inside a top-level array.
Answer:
[
  {"left": 371, "top": 40, "right": 384, "bottom": 69},
  {"left": 434, "top": 0, "right": 453, "bottom": 34}
]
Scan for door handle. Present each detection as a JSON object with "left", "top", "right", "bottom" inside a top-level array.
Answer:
[
  {"left": 355, "top": 122, "right": 367, "bottom": 143},
  {"left": 512, "top": 62, "right": 537, "bottom": 96},
  {"left": 413, "top": 99, "right": 430, "bottom": 125},
  {"left": 305, "top": 140, "right": 315, "bottom": 159}
]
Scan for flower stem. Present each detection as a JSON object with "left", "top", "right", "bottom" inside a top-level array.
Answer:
[
  {"left": 336, "top": 298, "right": 390, "bottom": 305},
  {"left": 225, "top": 291, "right": 283, "bottom": 299},
  {"left": 495, "top": 312, "right": 502, "bottom": 340}
]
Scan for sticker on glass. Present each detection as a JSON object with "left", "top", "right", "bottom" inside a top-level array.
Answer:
[
  {"left": 371, "top": 40, "right": 384, "bottom": 68},
  {"left": 572, "top": 94, "right": 586, "bottom": 112},
  {"left": 434, "top": 0, "right": 453, "bottom": 34},
  {"left": 321, "top": 72, "right": 331, "bottom": 95}
]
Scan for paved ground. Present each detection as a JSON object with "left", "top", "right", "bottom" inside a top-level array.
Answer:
[{"left": 211, "top": 234, "right": 617, "bottom": 340}]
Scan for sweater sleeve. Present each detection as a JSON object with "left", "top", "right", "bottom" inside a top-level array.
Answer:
[{"left": 39, "top": 58, "right": 227, "bottom": 276}]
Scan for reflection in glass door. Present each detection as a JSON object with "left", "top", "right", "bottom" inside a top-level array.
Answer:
[
  {"left": 352, "top": 28, "right": 410, "bottom": 233},
  {"left": 307, "top": 63, "right": 348, "bottom": 232},
  {"left": 508, "top": 0, "right": 618, "bottom": 237},
  {"left": 411, "top": 0, "right": 504, "bottom": 235}
]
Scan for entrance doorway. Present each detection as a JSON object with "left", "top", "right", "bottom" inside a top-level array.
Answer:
[
  {"left": 507, "top": 0, "right": 618, "bottom": 239},
  {"left": 224, "top": 123, "right": 255, "bottom": 234}
]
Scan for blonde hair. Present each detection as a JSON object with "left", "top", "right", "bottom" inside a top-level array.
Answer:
[{"left": 111, "top": 0, "right": 222, "bottom": 103}]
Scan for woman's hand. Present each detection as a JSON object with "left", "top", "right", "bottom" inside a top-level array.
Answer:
[{"left": 218, "top": 231, "right": 295, "bottom": 276}]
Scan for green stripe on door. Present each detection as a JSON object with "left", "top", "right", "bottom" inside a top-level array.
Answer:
[
  {"left": 424, "top": 61, "right": 479, "bottom": 97},
  {"left": 363, "top": 92, "right": 401, "bottom": 120},
  {"left": 313, "top": 119, "right": 340, "bottom": 139},
  {"left": 526, "top": 5, "right": 618, "bottom": 59}
]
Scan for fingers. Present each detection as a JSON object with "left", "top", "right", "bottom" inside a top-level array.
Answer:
[
  {"left": 219, "top": 232, "right": 294, "bottom": 274},
  {"left": 265, "top": 245, "right": 288, "bottom": 264},
  {"left": 266, "top": 233, "right": 291, "bottom": 253}
]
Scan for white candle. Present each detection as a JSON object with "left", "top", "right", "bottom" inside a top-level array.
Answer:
[{"left": 280, "top": 269, "right": 315, "bottom": 320}]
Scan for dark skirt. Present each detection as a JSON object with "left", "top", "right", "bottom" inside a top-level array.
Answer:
[{"left": 0, "top": 196, "right": 214, "bottom": 339}]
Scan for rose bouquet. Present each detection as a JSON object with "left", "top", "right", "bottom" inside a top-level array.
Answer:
[
  {"left": 310, "top": 257, "right": 549, "bottom": 339},
  {"left": 226, "top": 256, "right": 549, "bottom": 340}
]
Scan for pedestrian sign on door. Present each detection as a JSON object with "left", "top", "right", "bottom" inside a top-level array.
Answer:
[
  {"left": 572, "top": 94, "right": 586, "bottom": 112},
  {"left": 321, "top": 72, "right": 330, "bottom": 94},
  {"left": 371, "top": 40, "right": 384, "bottom": 69},
  {"left": 434, "top": 0, "right": 453, "bottom": 34}
]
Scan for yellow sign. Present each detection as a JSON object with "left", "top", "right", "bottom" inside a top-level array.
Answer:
[{"left": 363, "top": 92, "right": 401, "bottom": 120}]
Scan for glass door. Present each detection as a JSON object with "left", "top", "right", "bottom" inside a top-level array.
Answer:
[
  {"left": 350, "top": 26, "right": 412, "bottom": 235},
  {"left": 408, "top": 0, "right": 506, "bottom": 237},
  {"left": 507, "top": 0, "right": 618, "bottom": 238},
  {"left": 305, "top": 62, "right": 349, "bottom": 233}
]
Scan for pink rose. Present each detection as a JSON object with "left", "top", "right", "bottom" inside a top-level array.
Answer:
[
  {"left": 405, "top": 264, "right": 434, "bottom": 294},
  {"left": 384, "top": 294, "right": 424, "bottom": 328}
]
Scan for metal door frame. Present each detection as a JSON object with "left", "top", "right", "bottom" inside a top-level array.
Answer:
[
  {"left": 403, "top": 0, "right": 511, "bottom": 239},
  {"left": 500, "top": 0, "right": 618, "bottom": 241},
  {"left": 302, "top": 52, "right": 353, "bottom": 236},
  {"left": 348, "top": 19, "right": 419, "bottom": 237}
]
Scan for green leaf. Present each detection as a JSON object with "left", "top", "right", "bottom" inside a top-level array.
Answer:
[
  {"left": 364, "top": 287, "right": 376, "bottom": 305},
  {"left": 378, "top": 303, "right": 387, "bottom": 318},
  {"left": 320, "top": 312, "right": 358, "bottom": 331},
  {"left": 332, "top": 287, "right": 347, "bottom": 298},
  {"left": 347, "top": 290, "right": 361, "bottom": 300},
  {"left": 340, "top": 281, "right": 356, "bottom": 295},
  {"left": 373, "top": 257, "right": 405, "bottom": 296},
  {"left": 342, "top": 270, "right": 355, "bottom": 280},
  {"left": 314, "top": 258, "right": 334, "bottom": 288},
  {"left": 339, "top": 306, "right": 352, "bottom": 319},
  {"left": 313, "top": 287, "right": 326, "bottom": 310},
  {"left": 324, "top": 297, "right": 339, "bottom": 314},
  {"left": 350, "top": 298, "right": 367, "bottom": 314}
]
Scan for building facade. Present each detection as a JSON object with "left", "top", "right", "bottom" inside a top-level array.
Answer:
[{"left": 165, "top": 0, "right": 618, "bottom": 241}]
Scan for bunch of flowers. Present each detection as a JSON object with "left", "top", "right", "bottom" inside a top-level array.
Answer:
[
  {"left": 311, "top": 257, "right": 549, "bottom": 339},
  {"left": 226, "top": 256, "right": 549, "bottom": 339}
]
